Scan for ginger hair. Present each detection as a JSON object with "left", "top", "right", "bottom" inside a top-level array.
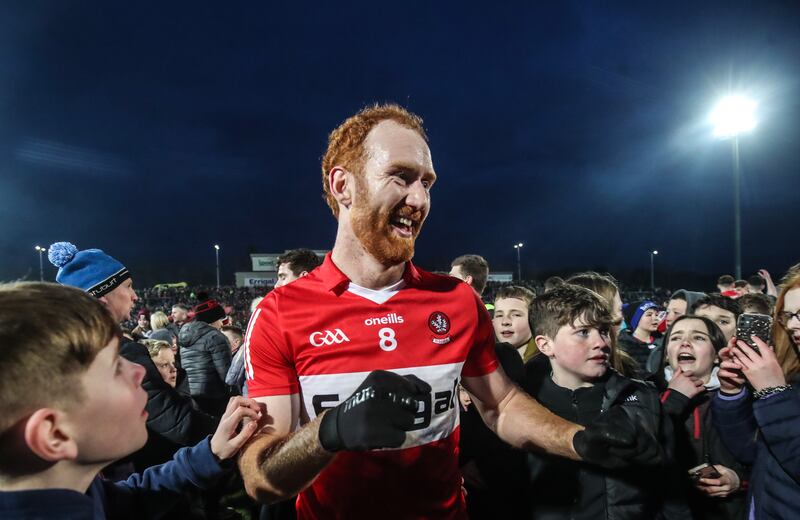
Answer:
[{"left": 321, "top": 103, "right": 427, "bottom": 218}]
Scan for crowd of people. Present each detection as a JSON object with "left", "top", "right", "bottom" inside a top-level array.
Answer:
[{"left": 2, "top": 104, "right": 799, "bottom": 520}]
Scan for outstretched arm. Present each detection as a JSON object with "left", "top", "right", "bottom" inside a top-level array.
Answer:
[
  {"left": 462, "top": 367, "right": 581, "bottom": 459},
  {"left": 238, "top": 394, "right": 334, "bottom": 504}
]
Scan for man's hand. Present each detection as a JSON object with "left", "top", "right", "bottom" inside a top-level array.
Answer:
[
  {"left": 668, "top": 367, "right": 705, "bottom": 399},
  {"left": 572, "top": 407, "right": 662, "bottom": 469},
  {"left": 732, "top": 336, "right": 787, "bottom": 392},
  {"left": 211, "top": 396, "right": 262, "bottom": 460},
  {"left": 319, "top": 370, "right": 431, "bottom": 452},
  {"left": 696, "top": 464, "right": 741, "bottom": 497}
]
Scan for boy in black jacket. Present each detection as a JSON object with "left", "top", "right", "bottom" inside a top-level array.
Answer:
[{"left": 522, "top": 284, "right": 683, "bottom": 519}]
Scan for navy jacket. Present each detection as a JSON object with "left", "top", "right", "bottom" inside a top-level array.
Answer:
[
  {"left": 712, "top": 383, "right": 800, "bottom": 520},
  {"left": 0, "top": 437, "right": 226, "bottom": 520}
]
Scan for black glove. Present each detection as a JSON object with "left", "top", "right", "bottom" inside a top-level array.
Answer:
[
  {"left": 573, "top": 407, "right": 663, "bottom": 469},
  {"left": 319, "top": 370, "right": 431, "bottom": 452}
]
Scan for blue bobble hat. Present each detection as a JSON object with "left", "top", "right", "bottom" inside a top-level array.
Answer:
[
  {"left": 623, "top": 300, "right": 659, "bottom": 331},
  {"left": 48, "top": 242, "right": 130, "bottom": 298}
]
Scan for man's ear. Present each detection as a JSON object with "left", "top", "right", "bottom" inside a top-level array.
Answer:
[
  {"left": 464, "top": 275, "right": 474, "bottom": 287},
  {"left": 298, "top": 271, "right": 309, "bottom": 278},
  {"left": 535, "top": 335, "right": 555, "bottom": 358},
  {"left": 23, "top": 409, "right": 79, "bottom": 463},
  {"left": 329, "top": 166, "right": 353, "bottom": 211}
]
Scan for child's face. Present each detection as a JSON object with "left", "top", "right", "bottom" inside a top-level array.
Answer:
[
  {"left": 665, "top": 298, "right": 687, "bottom": 327},
  {"left": 544, "top": 317, "right": 611, "bottom": 385},
  {"left": 492, "top": 297, "right": 531, "bottom": 348},
  {"left": 65, "top": 336, "right": 149, "bottom": 465},
  {"left": 694, "top": 305, "right": 736, "bottom": 340},
  {"left": 153, "top": 348, "right": 177, "bottom": 388},
  {"left": 666, "top": 318, "right": 717, "bottom": 382},
  {"left": 636, "top": 309, "right": 660, "bottom": 333}
]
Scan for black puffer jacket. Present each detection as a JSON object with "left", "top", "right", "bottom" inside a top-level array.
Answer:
[
  {"left": 179, "top": 321, "right": 232, "bottom": 399},
  {"left": 522, "top": 355, "right": 687, "bottom": 520},
  {"left": 118, "top": 340, "right": 216, "bottom": 470}
]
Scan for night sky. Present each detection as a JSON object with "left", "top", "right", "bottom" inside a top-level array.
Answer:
[{"left": 2, "top": 1, "right": 798, "bottom": 288}]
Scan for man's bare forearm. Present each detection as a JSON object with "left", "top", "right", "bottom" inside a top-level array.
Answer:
[
  {"left": 239, "top": 414, "right": 334, "bottom": 503},
  {"left": 489, "top": 386, "right": 583, "bottom": 460}
]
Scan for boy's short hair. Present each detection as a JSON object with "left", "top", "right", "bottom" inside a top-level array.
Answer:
[
  {"left": 691, "top": 294, "right": 742, "bottom": 318},
  {"left": 717, "top": 275, "right": 735, "bottom": 287},
  {"left": 221, "top": 325, "right": 244, "bottom": 340},
  {"left": 494, "top": 285, "right": 535, "bottom": 306},
  {"left": 747, "top": 274, "right": 765, "bottom": 288},
  {"left": 734, "top": 279, "right": 748, "bottom": 289},
  {"left": 450, "top": 254, "right": 489, "bottom": 295},
  {"left": 543, "top": 276, "right": 564, "bottom": 292},
  {"left": 142, "top": 339, "right": 171, "bottom": 358},
  {"left": 529, "top": 284, "right": 613, "bottom": 339},
  {"left": 0, "top": 282, "right": 119, "bottom": 436},
  {"left": 738, "top": 293, "right": 773, "bottom": 315},
  {"left": 276, "top": 249, "right": 323, "bottom": 276}
]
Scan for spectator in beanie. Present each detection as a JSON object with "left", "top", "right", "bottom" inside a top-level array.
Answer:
[
  {"left": 47, "top": 242, "right": 216, "bottom": 468},
  {"left": 179, "top": 297, "right": 232, "bottom": 418},
  {"left": 618, "top": 300, "right": 661, "bottom": 376},
  {"left": 132, "top": 308, "right": 152, "bottom": 339}
]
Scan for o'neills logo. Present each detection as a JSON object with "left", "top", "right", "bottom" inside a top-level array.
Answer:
[
  {"left": 364, "top": 312, "right": 405, "bottom": 326},
  {"left": 88, "top": 269, "right": 130, "bottom": 297}
]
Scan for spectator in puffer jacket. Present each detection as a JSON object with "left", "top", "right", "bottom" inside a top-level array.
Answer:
[
  {"left": 712, "top": 269, "right": 800, "bottom": 519},
  {"left": 180, "top": 297, "right": 233, "bottom": 418}
]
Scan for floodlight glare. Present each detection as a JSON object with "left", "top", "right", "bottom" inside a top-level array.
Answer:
[
  {"left": 214, "top": 244, "right": 220, "bottom": 250},
  {"left": 711, "top": 95, "right": 756, "bottom": 138}
]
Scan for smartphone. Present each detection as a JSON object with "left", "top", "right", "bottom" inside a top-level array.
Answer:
[
  {"left": 736, "top": 313, "right": 772, "bottom": 353},
  {"left": 688, "top": 463, "right": 721, "bottom": 481}
]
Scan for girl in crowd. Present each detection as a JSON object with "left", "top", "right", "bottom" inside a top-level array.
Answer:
[
  {"left": 660, "top": 315, "right": 748, "bottom": 519},
  {"left": 712, "top": 269, "right": 800, "bottom": 519}
]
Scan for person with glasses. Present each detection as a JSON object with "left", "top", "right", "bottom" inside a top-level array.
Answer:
[{"left": 712, "top": 267, "right": 800, "bottom": 519}]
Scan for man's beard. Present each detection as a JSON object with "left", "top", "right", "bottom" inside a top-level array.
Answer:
[{"left": 350, "top": 179, "right": 425, "bottom": 266}]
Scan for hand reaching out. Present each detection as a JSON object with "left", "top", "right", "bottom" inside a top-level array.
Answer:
[{"left": 210, "top": 396, "right": 262, "bottom": 460}]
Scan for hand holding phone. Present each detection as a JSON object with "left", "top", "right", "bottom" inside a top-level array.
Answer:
[
  {"left": 736, "top": 313, "right": 772, "bottom": 354},
  {"left": 689, "top": 463, "right": 721, "bottom": 481}
]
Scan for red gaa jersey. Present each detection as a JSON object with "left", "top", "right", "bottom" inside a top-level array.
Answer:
[{"left": 243, "top": 254, "right": 498, "bottom": 519}]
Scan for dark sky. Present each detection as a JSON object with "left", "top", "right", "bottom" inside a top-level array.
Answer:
[{"left": 2, "top": 1, "right": 798, "bottom": 287}]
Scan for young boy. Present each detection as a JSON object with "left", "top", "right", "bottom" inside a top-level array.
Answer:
[
  {"left": 0, "top": 282, "right": 260, "bottom": 519},
  {"left": 492, "top": 285, "right": 535, "bottom": 360},
  {"left": 521, "top": 284, "right": 677, "bottom": 519}
]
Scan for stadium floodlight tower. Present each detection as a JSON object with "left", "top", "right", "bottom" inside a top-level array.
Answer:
[
  {"left": 650, "top": 250, "right": 658, "bottom": 291},
  {"left": 214, "top": 244, "right": 221, "bottom": 289},
  {"left": 711, "top": 95, "right": 756, "bottom": 279},
  {"left": 34, "top": 245, "right": 45, "bottom": 281},
  {"left": 513, "top": 242, "right": 524, "bottom": 282}
]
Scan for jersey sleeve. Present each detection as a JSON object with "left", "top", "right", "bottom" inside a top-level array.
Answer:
[
  {"left": 243, "top": 293, "right": 299, "bottom": 397},
  {"left": 461, "top": 292, "right": 499, "bottom": 377}
]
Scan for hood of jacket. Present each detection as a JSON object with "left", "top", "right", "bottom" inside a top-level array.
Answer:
[{"left": 670, "top": 289, "right": 707, "bottom": 315}]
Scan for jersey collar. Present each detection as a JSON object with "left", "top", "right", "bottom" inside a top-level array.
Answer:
[{"left": 319, "top": 252, "right": 422, "bottom": 295}]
